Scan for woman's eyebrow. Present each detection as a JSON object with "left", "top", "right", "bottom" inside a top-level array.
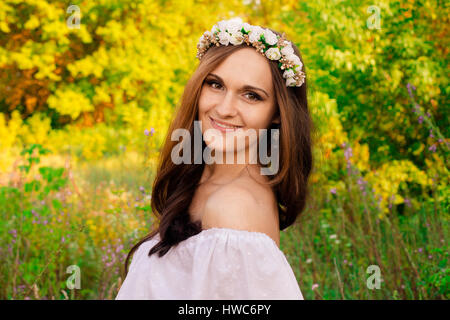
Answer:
[{"left": 208, "top": 73, "right": 270, "bottom": 98}]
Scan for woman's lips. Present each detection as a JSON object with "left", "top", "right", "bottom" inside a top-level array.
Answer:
[{"left": 209, "top": 117, "right": 242, "bottom": 132}]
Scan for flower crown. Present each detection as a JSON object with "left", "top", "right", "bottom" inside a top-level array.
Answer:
[{"left": 196, "top": 18, "right": 305, "bottom": 87}]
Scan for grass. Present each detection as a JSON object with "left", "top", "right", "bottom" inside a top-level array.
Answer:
[{"left": 0, "top": 144, "right": 448, "bottom": 299}]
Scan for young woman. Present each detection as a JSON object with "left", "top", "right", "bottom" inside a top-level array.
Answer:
[{"left": 116, "top": 17, "right": 313, "bottom": 300}]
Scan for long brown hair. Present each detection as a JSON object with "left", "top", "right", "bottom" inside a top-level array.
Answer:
[{"left": 122, "top": 28, "right": 314, "bottom": 276}]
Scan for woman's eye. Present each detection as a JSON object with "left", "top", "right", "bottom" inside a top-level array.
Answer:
[
  {"left": 206, "top": 80, "right": 261, "bottom": 101},
  {"left": 207, "top": 80, "right": 221, "bottom": 89},
  {"left": 245, "top": 92, "right": 262, "bottom": 101}
]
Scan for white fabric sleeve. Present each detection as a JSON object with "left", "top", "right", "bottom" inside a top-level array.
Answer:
[
  {"left": 188, "top": 228, "right": 304, "bottom": 300},
  {"left": 115, "top": 228, "right": 304, "bottom": 300}
]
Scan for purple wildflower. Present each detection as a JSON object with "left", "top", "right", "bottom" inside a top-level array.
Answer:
[
  {"left": 418, "top": 248, "right": 423, "bottom": 253},
  {"left": 428, "top": 144, "right": 437, "bottom": 153},
  {"left": 144, "top": 129, "right": 150, "bottom": 136},
  {"left": 344, "top": 147, "right": 353, "bottom": 160},
  {"left": 406, "top": 83, "right": 413, "bottom": 97},
  {"left": 330, "top": 188, "right": 337, "bottom": 195},
  {"left": 418, "top": 115, "right": 423, "bottom": 124},
  {"left": 404, "top": 197, "right": 411, "bottom": 208}
]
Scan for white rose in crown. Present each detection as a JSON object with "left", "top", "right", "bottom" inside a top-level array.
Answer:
[
  {"left": 218, "top": 30, "right": 231, "bottom": 45},
  {"left": 263, "top": 29, "right": 278, "bottom": 45},
  {"left": 294, "top": 64, "right": 303, "bottom": 73},
  {"left": 281, "top": 44, "right": 294, "bottom": 56},
  {"left": 286, "top": 53, "right": 302, "bottom": 67},
  {"left": 226, "top": 17, "right": 244, "bottom": 34},
  {"left": 242, "top": 22, "right": 252, "bottom": 34},
  {"left": 283, "top": 69, "right": 295, "bottom": 79},
  {"left": 211, "top": 24, "right": 219, "bottom": 34},
  {"left": 265, "top": 47, "right": 281, "bottom": 60},
  {"left": 249, "top": 26, "right": 264, "bottom": 43},
  {"left": 217, "top": 20, "right": 228, "bottom": 32},
  {"left": 230, "top": 31, "right": 244, "bottom": 45},
  {"left": 286, "top": 77, "right": 297, "bottom": 87}
]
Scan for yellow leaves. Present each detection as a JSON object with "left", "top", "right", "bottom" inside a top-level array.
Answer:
[
  {"left": 42, "top": 20, "right": 69, "bottom": 41},
  {"left": 0, "top": 2, "right": 15, "bottom": 33},
  {"left": 0, "top": 21, "right": 10, "bottom": 33},
  {"left": 47, "top": 87, "right": 94, "bottom": 120},
  {"left": 390, "top": 68, "right": 403, "bottom": 91},
  {"left": 24, "top": 15, "right": 40, "bottom": 29},
  {"left": 69, "top": 25, "right": 92, "bottom": 44},
  {"left": 352, "top": 142, "right": 370, "bottom": 172},
  {"left": 96, "top": 20, "right": 126, "bottom": 43},
  {"left": 93, "top": 85, "right": 111, "bottom": 105},
  {"left": 393, "top": 194, "right": 404, "bottom": 205},
  {"left": 0, "top": 111, "right": 50, "bottom": 171},
  {"left": 116, "top": 101, "right": 147, "bottom": 132},
  {"left": 365, "top": 159, "right": 431, "bottom": 213},
  {"left": 67, "top": 56, "right": 104, "bottom": 78},
  {"left": 0, "top": 111, "right": 23, "bottom": 151},
  {"left": 22, "top": 112, "right": 51, "bottom": 145}
]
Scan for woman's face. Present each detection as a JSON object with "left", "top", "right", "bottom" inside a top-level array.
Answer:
[{"left": 198, "top": 47, "right": 279, "bottom": 155}]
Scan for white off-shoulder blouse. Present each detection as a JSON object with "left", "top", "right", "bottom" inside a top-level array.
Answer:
[{"left": 115, "top": 227, "right": 304, "bottom": 300}]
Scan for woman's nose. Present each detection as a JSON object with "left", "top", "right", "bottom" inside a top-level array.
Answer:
[{"left": 215, "top": 91, "right": 238, "bottom": 117}]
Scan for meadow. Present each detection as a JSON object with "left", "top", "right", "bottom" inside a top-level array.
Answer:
[{"left": 0, "top": 0, "right": 448, "bottom": 299}]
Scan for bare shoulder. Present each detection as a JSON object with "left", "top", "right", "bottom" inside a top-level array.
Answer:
[{"left": 201, "top": 176, "right": 280, "bottom": 247}]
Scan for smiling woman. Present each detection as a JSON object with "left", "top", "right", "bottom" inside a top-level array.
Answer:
[{"left": 116, "top": 17, "right": 314, "bottom": 300}]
